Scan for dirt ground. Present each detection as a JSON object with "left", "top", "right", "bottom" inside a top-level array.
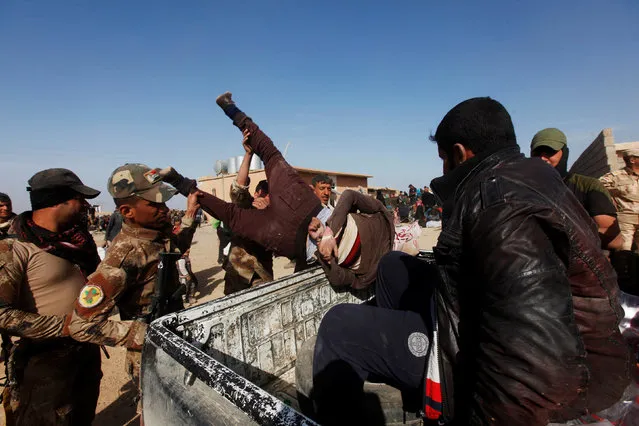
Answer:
[{"left": 1, "top": 224, "right": 440, "bottom": 425}]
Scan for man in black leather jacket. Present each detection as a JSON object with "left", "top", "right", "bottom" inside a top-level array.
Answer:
[{"left": 312, "top": 97, "right": 630, "bottom": 425}]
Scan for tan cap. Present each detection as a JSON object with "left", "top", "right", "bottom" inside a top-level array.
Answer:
[
  {"left": 622, "top": 148, "right": 639, "bottom": 158},
  {"left": 107, "top": 164, "right": 176, "bottom": 203}
]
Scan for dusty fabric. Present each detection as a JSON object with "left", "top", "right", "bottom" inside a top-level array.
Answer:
[
  {"left": 601, "top": 167, "right": 639, "bottom": 215},
  {"left": 0, "top": 240, "right": 87, "bottom": 318},
  {"left": 318, "top": 190, "right": 394, "bottom": 289},
  {"left": 3, "top": 341, "right": 101, "bottom": 426},
  {"left": 0, "top": 220, "right": 102, "bottom": 426},
  {"left": 222, "top": 179, "right": 274, "bottom": 296},
  {"left": 619, "top": 221, "right": 639, "bottom": 251}
]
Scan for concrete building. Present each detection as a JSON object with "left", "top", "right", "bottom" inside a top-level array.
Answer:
[
  {"left": 570, "top": 128, "right": 639, "bottom": 178},
  {"left": 197, "top": 167, "right": 372, "bottom": 202}
]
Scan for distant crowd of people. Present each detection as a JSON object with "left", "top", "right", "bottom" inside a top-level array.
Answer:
[{"left": 1, "top": 92, "right": 638, "bottom": 426}]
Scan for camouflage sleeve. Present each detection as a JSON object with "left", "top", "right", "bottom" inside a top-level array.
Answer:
[
  {"left": 230, "top": 180, "right": 253, "bottom": 209},
  {"left": 174, "top": 217, "right": 196, "bottom": 254},
  {"left": 68, "top": 246, "right": 146, "bottom": 350},
  {"left": 0, "top": 240, "right": 68, "bottom": 339},
  {"left": 600, "top": 172, "right": 616, "bottom": 190}
]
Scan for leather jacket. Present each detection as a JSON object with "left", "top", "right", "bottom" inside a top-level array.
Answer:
[{"left": 430, "top": 147, "right": 630, "bottom": 425}]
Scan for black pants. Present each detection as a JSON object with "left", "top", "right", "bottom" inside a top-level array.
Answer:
[
  {"left": 3, "top": 341, "right": 102, "bottom": 426},
  {"left": 312, "top": 251, "right": 438, "bottom": 425}
]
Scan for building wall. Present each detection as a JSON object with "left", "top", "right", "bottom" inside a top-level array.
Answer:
[
  {"left": 570, "top": 128, "right": 618, "bottom": 178},
  {"left": 570, "top": 129, "right": 639, "bottom": 179},
  {"left": 289, "top": 171, "right": 368, "bottom": 193},
  {"left": 198, "top": 168, "right": 369, "bottom": 218},
  {"left": 334, "top": 175, "right": 368, "bottom": 192},
  {"left": 198, "top": 170, "right": 267, "bottom": 202}
]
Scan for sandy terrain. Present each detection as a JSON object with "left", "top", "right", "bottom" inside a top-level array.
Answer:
[{"left": 1, "top": 224, "right": 440, "bottom": 425}]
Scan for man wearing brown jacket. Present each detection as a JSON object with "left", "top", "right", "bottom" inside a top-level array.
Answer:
[
  {"left": 308, "top": 190, "right": 394, "bottom": 289},
  {"left": 161, "top": 92, "right": 323, "bottom": 272}
]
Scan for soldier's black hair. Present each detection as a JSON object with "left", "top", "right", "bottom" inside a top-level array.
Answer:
[
  {"left": 0, "top": 193, "right": 10, "bottom": 204},
  {"left": 430, "top": 97, "right": 517, "bottom": 160}
]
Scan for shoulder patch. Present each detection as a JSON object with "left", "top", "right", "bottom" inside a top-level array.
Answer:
[{"left": 78, "top": 285, "right": 105, "bottom": 308}]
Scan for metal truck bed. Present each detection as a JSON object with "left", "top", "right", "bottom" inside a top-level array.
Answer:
[{"left": 141, "top": 265, "right": 369, "bottom": 425}]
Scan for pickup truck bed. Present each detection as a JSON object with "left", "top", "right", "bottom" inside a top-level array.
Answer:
[{"left": 142, "top": 264, "right": 374, "bottom": 425}]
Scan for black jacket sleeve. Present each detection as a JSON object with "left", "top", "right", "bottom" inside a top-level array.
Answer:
[{"left": 461, "top": 201, "right": 586, "bottom": 425}]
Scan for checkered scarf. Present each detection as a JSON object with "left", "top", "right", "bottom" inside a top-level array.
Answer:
[{"left": 11, "top": 212, "right": 100, "bottom": 277}]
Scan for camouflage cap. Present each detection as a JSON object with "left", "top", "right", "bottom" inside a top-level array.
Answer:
[
  {"left": 622, "top": 148, "right": 639, "bottom": 158},
  {"left": 531, "top": 128, "right": 567, "bottom": 152},
  {"left": 107, "top": 164, "right": 176, "bottom": 203}
]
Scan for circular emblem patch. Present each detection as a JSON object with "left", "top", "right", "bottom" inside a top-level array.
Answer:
[
  {"left": 78, "top": 285, "right": 104, "bottom": 308},
  {"left": 407, "top": 332, "right": 429, "bottom": 357}
]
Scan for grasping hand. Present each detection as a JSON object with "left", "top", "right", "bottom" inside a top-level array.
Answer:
[
  {"left": 318, "top": 226, "right": 338, "bottom": 261},
  {"left": 186, "top": 191, "right": 201, "bottom": 213},
  {"left": 242, "top": 130, "right": 253, "bottom": 154},
  {"left": 252, "top": 196, "right": 270, "bottom": 210}
]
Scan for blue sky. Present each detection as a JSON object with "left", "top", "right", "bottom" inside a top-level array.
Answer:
[{"left": 1, "top": 1, "right": 638, "bottom": 212}]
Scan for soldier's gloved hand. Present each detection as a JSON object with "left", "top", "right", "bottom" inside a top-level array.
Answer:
[{"left": 158, "top": 167, "right": 197, "bottom": 197}]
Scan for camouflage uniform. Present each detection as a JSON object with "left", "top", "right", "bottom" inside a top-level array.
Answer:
[
  {"left": 0, "top": 169, "right": 103, "bottom": 426},
  {"left": 223, "top": 181, "right": 273, "bottom": 295},
  {"left": 68, "top": 164, "right": 196, "bottom": 411},
  {"left": 601, "top": 164, "right": 639, "bottom": 251}
]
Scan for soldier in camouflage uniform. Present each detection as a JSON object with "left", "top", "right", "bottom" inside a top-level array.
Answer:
[
  {"left": 601, "top": 148, "right": 639, "bottom": 251},
  {"left": 68, "top": 164, "right": 199, "bottom": 416},
  {"left": 0, "top": 169, "right": 102, "bottom": 426}
]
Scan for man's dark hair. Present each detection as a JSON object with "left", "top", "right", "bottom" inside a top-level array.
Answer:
[
  {"left": 312, "top": 174, "right": 332, "bottom": 186},
  {"left": 255, "top": 180, "right": 269, "bottom": 195},
  {"left": 0, "top": 193, "right": 10, "bottom": 204},
  {"left": 430, "top": 97, "right": 517, "bottom": 159}
]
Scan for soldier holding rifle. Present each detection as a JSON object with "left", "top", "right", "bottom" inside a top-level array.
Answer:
[{"left": 68, "top": 164, "right": 199, "bottom": 417}]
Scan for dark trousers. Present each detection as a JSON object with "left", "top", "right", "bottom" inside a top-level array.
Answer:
[
  {"left": 216, "top": 226, "right": 232, "bottom": 264},
  {"left": 312, "top": 251, "right": 438, "bottom": 425},
  {"left": 198, "top": 113, "right": 321, "bottom": 259},
  {"left": 3, "top": 341, "right": 102, "bottom": 426}
]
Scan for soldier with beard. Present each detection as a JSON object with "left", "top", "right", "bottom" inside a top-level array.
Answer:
[
  {"left": 0, "top": 169, "right": 102, "bottom": 425},
  {"left": 68, "top": 164, "right": 199, "bottom": 419}
]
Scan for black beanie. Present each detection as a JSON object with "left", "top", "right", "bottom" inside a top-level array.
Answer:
[
  {"left": 0, "top": 192, "right": 10, "bottom": 204},
  {"left": 29, "top": 187, "right": 79, "bottom": 211}
]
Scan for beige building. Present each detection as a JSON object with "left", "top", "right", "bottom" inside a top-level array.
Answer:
[
  {"left": 198, "top": 167, "right": 372, "bottom": 202},
  {"left": 570, "top": 128, "right": 639, "bottom": 178}
]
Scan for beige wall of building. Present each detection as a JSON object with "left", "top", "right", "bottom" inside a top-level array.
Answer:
[
  {"left": 197, "top": 167, "right": 371, "bottom": 205},
  {"left": 570, "top": 128, "right": 639, "bottom": 178}
]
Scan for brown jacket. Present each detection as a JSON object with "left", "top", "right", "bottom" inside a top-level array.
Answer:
[{"left": 319, "top": 190, "right": 394, "bottom": 289}]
